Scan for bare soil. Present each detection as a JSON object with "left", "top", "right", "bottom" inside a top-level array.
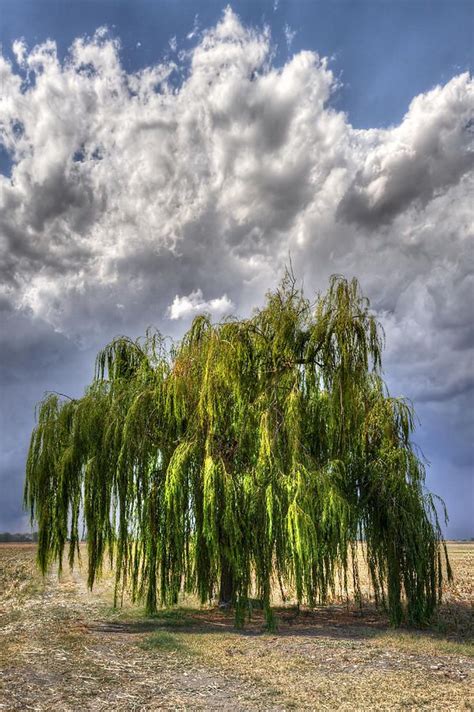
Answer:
[{"left": 0, "top": 542, "right": 472, "bottom": 710}]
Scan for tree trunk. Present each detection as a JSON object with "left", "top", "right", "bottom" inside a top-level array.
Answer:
[{"left": 218, "top": 556, "right": 234, "bottom": 606}]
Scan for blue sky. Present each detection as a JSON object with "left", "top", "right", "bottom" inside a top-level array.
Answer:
[{"left": 0, "top": 1, "right": 473, "bottom": 536}]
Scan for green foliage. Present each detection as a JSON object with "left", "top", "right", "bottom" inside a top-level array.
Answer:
[{"left": 24, "top": 273, "right": 451, "bottom": 627}]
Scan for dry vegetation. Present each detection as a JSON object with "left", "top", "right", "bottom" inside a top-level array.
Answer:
[{"left": 0, "top": 542, "right": 472, "bottom": 711}]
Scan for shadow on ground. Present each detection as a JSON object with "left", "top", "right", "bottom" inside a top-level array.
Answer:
[{"left": 88, "top": 599, "right": 474, "bottom": 647}]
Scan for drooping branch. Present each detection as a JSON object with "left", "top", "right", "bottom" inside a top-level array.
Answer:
[{"left": 24, "top": 274, "right": 451, "bottom": 627}]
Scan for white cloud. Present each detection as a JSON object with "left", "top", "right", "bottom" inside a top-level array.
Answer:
[
  {"left": 0, "top": 9, "right": 471, "bottom": 382},
  {"left": 168, "top": 289, "right": 233, "bottom": 320},
  {"left": 284, "top": 24, "right": 296, "bottom": 51},
  {"left": 338, "top": 73, "right": 474, "bottom": 227},
  {"left": 187, "top": 14, "right": 200, "bottom": 41}
]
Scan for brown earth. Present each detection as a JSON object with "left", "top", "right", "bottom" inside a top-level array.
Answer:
[{"left": 0, "top": 542, "right": 472, "bottom": 711}]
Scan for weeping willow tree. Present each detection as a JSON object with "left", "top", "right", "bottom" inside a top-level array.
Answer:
[{"left": 25, "top": 274, "right": 451, "bottom": 627}]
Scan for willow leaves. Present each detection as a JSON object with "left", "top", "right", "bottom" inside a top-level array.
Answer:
[{"left": 25, "top": 274, "right": 450, "bottom": 626}]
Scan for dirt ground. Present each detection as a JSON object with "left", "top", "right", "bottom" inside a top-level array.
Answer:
[{"left": 0, "top": 543, "right": 472, "bottom": 711}]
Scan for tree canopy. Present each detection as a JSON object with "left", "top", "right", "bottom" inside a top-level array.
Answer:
[{"left": 25, "top": 273, "right": 451, "bottom": 627}]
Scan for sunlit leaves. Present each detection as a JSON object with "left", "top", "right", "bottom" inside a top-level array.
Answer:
[{"left": 25, "top": 274, "right": 450, "bottom": 627}]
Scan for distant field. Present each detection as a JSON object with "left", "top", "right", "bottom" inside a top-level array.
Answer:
[{"left": 0, "top": 542, "right": 472, "bottom": 710}]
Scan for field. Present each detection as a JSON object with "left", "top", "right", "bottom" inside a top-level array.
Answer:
[{"left": 0, "top": 543, "right": 472, "bottom": 711}]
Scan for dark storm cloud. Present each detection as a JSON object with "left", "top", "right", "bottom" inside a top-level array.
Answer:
[{"left": 0, "top": 309, "right": 94, "bottom": 531}]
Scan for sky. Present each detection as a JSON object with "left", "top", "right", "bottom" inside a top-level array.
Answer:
[{"left": 0, "top": 0, "right": 473, "bottom": 537}]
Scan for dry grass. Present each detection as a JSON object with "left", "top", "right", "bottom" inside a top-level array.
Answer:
[{"left": 0, "top": 542, "right": 472, "bottom": 710}]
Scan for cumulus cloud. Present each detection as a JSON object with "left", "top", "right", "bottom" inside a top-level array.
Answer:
[
  {"left": 0, "top": 8, "right": 473, "bottom": 533},
  {"left": 337, "top": 73, "right": 474, "bottom": 228},
  {"left": 168, "top": 289, "right": 233, "bottom": 320}
]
